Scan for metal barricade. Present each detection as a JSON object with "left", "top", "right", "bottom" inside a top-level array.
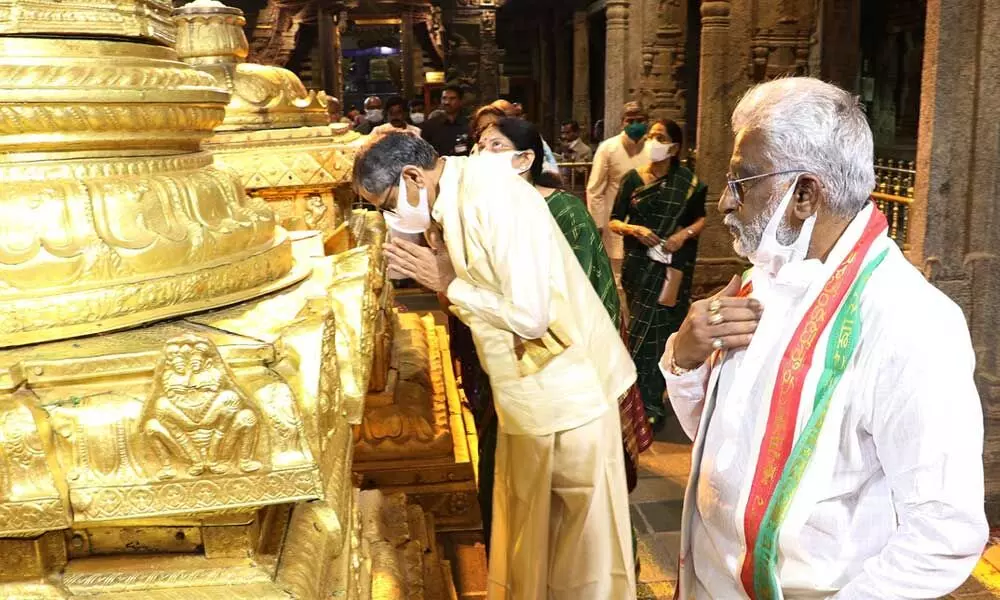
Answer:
[
  {"left": 873, "top": 157, "right": 916, "bottom": 250},
  {"left": 556, "top": 161, "right": 593, "bottom": 198}
]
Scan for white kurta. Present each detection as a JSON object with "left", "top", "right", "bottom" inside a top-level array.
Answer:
[
  {"left": 585, "top": 133, "right": 648, "bottom": 262},
  {"left": 433, "top": 156, "right": 637, "bottom": 599},
  {"left": 661, "top": 205, "right": 988, "bottom": 599}
]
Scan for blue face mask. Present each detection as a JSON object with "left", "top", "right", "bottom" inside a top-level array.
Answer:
[{"left": 624, "top": 121, "right": 648, "bottom": 141}]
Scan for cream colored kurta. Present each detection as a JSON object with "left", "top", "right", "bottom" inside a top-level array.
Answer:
[
  {"left": 660, "top": 205, "right": 988, "bottom": 599},
  {"left": 435, "top": 156, "right": 637, "bottom": 599},
  {"left": 585, "top": 133, "right": 648, "bottom": 265}
]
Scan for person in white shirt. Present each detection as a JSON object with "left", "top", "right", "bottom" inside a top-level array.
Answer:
[
  {"left": 660, "top": 77, "right": 987, "bottom": 599},
  {"left": 587, "top": 101, "right": 650, "bottom": 284},
  {"left": 559, "top": 120, "right": 593, "bottom": 162},
  {"left": 371, "top": 96, "right": 422, "bottom": 138},
  {"left": 353, "top": 133, "right": 638, "bottom": 599}
]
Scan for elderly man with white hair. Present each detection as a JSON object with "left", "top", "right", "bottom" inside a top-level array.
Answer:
[{"left": 661, "top": 77, "right": 987, "bottom": 599}]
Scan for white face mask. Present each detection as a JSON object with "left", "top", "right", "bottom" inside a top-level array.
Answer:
[
  {"left": 648, "top": 141, "right": 676, "bottom": 163},
  {"left": 410, "top": 112, "right": 425, "bottom": 124},
  {"left": 383, "top": 172, "right": 431, "bottom": 235},
  {"left": 478, "top": 150, "right": 530, "bottom": 175},
  {"left": 745, "top": 174, "right": 816, "bottom": 277},
  {"left": 366, "top": 109, "right": 383, "bottom": 122}
]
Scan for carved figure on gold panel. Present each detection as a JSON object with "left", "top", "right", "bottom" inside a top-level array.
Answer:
[
  {"left": 142, "top": 334, "right": 262, "bottom": 479},
  {"left": 303, "top": 195, "right": 328, "bottom": 230}
]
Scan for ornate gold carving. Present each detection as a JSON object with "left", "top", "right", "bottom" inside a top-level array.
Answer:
[
  {"left": 62, "top": 557, "right": 274, "bottom": 594},
  {"left": 0, "top": 0, "right": 175, "bottom": 46},
  {"left": 0, "top": 34, "right": 300, "bottom": 347},
  {"left": 142, "top": 335, "right": 263, "bottom": 479},
  {"left": 0, "top": 39, "right": 226, "bottom": 159},
  {"left": 330, "top": 246, "right": 377, "bottom": 425},
  {"left": 175, "top": 0, "right": 329, "bottom": 132},
  {"left": 0, "top": 397, "right": 70, "bottom": 537},
  {"left": 355, "top": 313, "right": 453, "bottom": 460},
  {"left": 275, "top": 502, "right": 344, "bottom": 598},
  {"left": 208, "top": 131, "right": 361, "bottom": 189},
  {"left": 355, "top": 317, "right": 481, "bottom": 531}
]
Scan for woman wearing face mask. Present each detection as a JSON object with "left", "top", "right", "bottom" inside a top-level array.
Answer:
[
  {"left": 477, "top": 117, "right": 651, "bottom": 573},
  {"left": 609, "top": 119, "right": 707, "bottom": 432}
]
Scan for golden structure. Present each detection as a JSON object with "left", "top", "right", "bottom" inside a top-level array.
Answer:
[
  {"left": 0, "top": 0, "right": 390, "bottom": 596},
  {"left": 354, "top": 313, "right": 481, "bottom": 532},
  {"left": 174, "top": 0, "right": 364, "bottom": 255}
]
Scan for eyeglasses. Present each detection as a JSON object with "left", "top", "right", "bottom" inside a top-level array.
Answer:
[{"left": 726, "top": 169, "right": 807, "bottom": 205}]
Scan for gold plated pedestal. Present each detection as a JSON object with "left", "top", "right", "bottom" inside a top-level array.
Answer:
[
  {"left": 0, "top": 234, "right": 383, "bottom": 599},
  {"left": 0, "top": 0, "right": 388, "bottom": 596}
]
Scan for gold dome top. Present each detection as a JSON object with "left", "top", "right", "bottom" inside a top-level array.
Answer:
[
  {"left": 174, "top": 0, "right": 328, "bottom": 132},
  {"left": 0, "top": 34, "right": 300, "bottom": 347}
]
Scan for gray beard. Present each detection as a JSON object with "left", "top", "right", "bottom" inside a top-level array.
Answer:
[
  {"left": 725, "top": 210, "right": 769, "bottom": 257},
  {"left": 724, "top": 204, "right": 802, "bottom": 257}
]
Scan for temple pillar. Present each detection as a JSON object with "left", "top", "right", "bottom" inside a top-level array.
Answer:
[
  {"left": 478, "top": 6, "right": 501, "bottom": 103},
  {"left": 401, "top": 9, "right": 416, "bottom": 98},
  {"left": 554, "top": 11, "right": 571, "bottom": 137},
  {"left": 911, "top": 0, "right": 1000, "bottom": 523},
  {"left": 603, "top": 0, "right": 629, "bottom": 136},
  {"left": 572, "top": 10, "right": 592, "bottom": 142},
  {"left": 818, "top": 0, "right": 861, "bottom": 92},
  {"left": 316, "top": 5, "right": 340, "bottom": 96},
  {"left": 691, "top": 0, "right": 816, "bottom": 297},
  {"left": 537, "top": 11, "right": 552, "bottom": 135},
  {"left": 442, "top": 1, "right": 501, "bottom": 105},
  {"left": 635, "top": 0, "right": 690, "bottom": 131},
  {"left": 690, "top": 0, "right": 741, "bottom": 297}
]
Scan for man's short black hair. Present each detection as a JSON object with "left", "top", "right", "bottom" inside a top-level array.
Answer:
[
  {"left": 385, "top": 96, "right": 407, "bottom": 114},
  {"left": 409, "top": 98, "right": 425, "bottom": 110},
  {"left": 442, "top": 84, "right": 463, "bottom": 97},
  {"left": 562, "top": 120, "right": 581, "bottom": 133},
  {"left": 353, "top": 133, "right": 438, "bottom": 197}
]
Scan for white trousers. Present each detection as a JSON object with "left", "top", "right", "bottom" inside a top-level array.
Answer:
[{"left": 487, "top": 408, "right": 636, "bottom": 600}]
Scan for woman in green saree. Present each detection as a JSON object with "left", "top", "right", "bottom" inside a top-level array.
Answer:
[{"left": 609, "top": 119, "right": 707, "bottom": 430}]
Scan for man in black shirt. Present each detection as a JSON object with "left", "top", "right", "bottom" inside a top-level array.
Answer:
[{"left": 420, "top": 84, "right": 470, "bottom": 156}]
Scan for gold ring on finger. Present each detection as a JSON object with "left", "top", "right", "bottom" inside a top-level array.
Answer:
[
  {"left": 708, "top": 312, "right": 725, "bottom": 326},
  {"left": 711, "top": 338, "right": 724, "bottom": 351},
  {"left": 709, "top": 299, "right": 722, "bottom": 314}
]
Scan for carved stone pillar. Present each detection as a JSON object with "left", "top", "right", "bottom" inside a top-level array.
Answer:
[
  {"left": 554, "top": 12, "right": 571, "bottom": 137},
  {"left": 911, "top": 0, "right": 1000, "bottom": 523},
  {"left": 603, "top": 0, "right": 629, "bottom": 137},
  {"left": 572, "top": 11, "right": 591, "bottom": 142},
  {"left": 746, "top": 0, "right": 813, "bottom": 83},
  {"left": 442, "top": 1, "right": 501, "bottom": 105},
  {"left": 401, "top": 9, "right": 416, "bottom": 98},
  {"left": 317, "top": 5, "right": 338, "bottom": 95},
  {"left": 478, "top": 7, "right": 501, "bottom": 103},
  {"left": 636, "top": 0, "right": 690, "bottom": 130},
  {"left": 690, "top": 0, "right": 741, "bottom": 296}
]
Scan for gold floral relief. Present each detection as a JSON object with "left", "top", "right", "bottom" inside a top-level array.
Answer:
[
  {"left": 0, "top": 394, "right": 70, "bottom": 537},
  {"left": 0, "top": 0, "right": 175, "bottom": 45}
]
